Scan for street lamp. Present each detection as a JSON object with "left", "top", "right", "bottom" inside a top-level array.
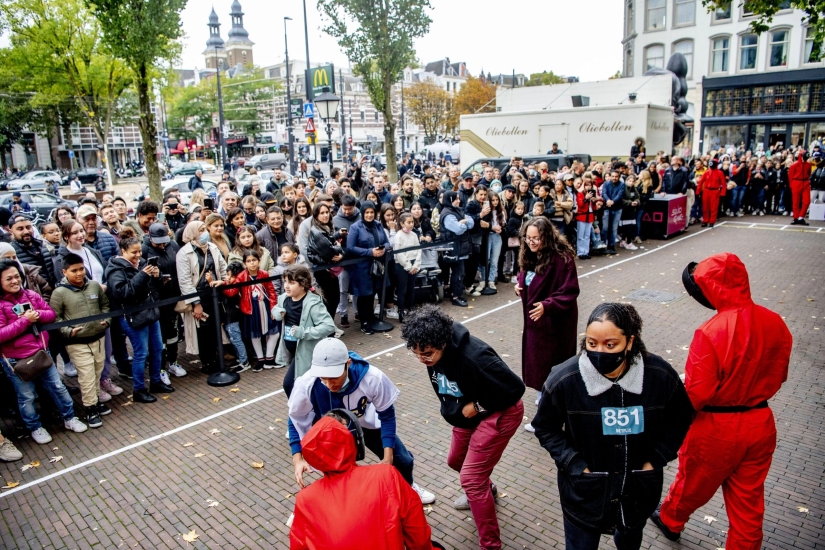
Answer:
[
  {"left": 215, "top": 45, "right": 227, "bottom": 167},
  {"left": 314, "top": 86, "right": 340, "bottom": 173},
  {"left": 284, "top": 16, "right": 295, "bottom": 175}
]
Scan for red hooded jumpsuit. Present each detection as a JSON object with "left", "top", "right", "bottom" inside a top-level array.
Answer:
[
  {"left": 788, "top": 151, "right": 812, "bottom": 220},
  {"left": 697, "top": 166, "right": 726, "bottom": 224},
  {"left": 290, "top": 417, "right": 437, "bottom": 550},
  {"left": 659, "top": 253, "right": 792, "bottom": 549}
]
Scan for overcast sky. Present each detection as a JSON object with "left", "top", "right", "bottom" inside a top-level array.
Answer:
[{"left": 180, "top": 0, "right": 624, "bottom": 82}]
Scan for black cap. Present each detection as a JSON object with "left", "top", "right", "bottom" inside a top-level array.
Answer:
[
  {"left": 148, "top": 223, "right": 170, "bottom": 244},
  {"left": 463, "top": 173, "right": 473, "bottom": 180},
  {"left": 502, "top": 184, "right": 517, "bottom": 193}
]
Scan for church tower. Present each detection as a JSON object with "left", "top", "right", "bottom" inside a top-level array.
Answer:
[
  {"left": 225, "top": 0, "right": 254, "bottom": 68},
  {"left": 203, "top": 7, "right": 227, "bottom": 70}
]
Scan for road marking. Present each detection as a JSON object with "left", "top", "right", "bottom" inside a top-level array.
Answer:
[
  {"left": 0, "top": 222, "right": 722, "bottom": 499},
  {"left": 749, "top": 223, "right": 757, "bottom": 228}
]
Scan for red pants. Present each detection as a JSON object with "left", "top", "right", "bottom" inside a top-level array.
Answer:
[
  {"left": 790, "top": 180, "right": 811, "bottom": 219},
  {"left": 660, "top": 409, "right": 777, "bottom": 550},
  {"left": 447, "top": 400, "right": 523, "bottom": 550},
  {"left": 701, "top": 190, "right": 721, "bottom": 224}
]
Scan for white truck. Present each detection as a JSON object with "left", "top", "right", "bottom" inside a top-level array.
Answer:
[{"left": 459, "top": 103, "right": 674, "bottom": 166}]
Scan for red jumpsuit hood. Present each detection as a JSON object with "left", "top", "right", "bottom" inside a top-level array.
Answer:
[
  {"left": 301, "top": 416, "right": 357, "bottom": 475},
  {"left": 693, "top": 252, "right": 752, "bottom": 311}
]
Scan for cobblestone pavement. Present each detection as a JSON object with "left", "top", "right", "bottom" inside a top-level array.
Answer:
[{"left": 0, "top": 217, "right": 823, "bottom": 549}]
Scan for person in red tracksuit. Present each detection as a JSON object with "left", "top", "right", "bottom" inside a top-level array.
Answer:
[
  {"left": 788, "top": 150, "right": 812, "bottom": 225},
  {"left": 650, "top": 252, "right": 792, "bottom": 550},
  {"left": 696, "top": 156, "right": 726, "bottom": 227}
]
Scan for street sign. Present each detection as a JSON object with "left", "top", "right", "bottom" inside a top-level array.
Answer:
[
  {"left": 303, "top": 103, "right": 315, "bottom": 118},
  {"left": 307, "top": 135, "right": 316, "bottom": 145},
  {"left": 291, "top": 98, "right": 303, "bottom": 119},
  {"left": 68, "top": 151, "right": 74, "bottom": 158},
  {"left": 305, "top": 118, "right": 316, "bottom": 133},
  {"left": 305, "top": 64, "right": 335, "bottom": 100}
]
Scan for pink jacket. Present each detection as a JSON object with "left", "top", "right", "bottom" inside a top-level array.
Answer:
[{"left": 0, "top": 289, "right": 55, "bottom": 359}]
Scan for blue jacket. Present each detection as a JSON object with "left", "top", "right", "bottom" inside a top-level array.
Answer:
[
  {"left": 88, "top": 230, "right": 119, "bottom": 264},
  {"left": 600, "top": 180, "right": 626, "bottom": 211},
  {"left": 346, "top": 220, "right": 389, "bottom": 297}
]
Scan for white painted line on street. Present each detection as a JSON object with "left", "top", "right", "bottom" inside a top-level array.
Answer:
[
  {"left": 749, "top": 223, "right": 757, "bottom": 228},
  {"left": 0, "top": 222, "right": 722, "bottom": 499},
  {"left": 781, "top": 225, "right": 789, "bottom": 230}
]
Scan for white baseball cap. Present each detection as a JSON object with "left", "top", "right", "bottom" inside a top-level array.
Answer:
[{"left": 309, "top": 338, "right": 350, "bottom": 378}]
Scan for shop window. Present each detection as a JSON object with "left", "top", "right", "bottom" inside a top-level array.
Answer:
[
  {"left": 646, "top": 0, "right": 666, "bottom": 30},
  {"left": 740, "top": 34, "right": 758, "bottom": 70},
  {"left": 769, "top": 29, "right": 789, "bottom": 68},
  {"left": 673, "top": 40, "right": 694, "bottom": 79},
  {"left": 645, "top": 44, "right": 665, "bottom": 71},
  {"left": 711, "top": 37, "right": 730, "bottom": 73},
  {"left": 674, "top": 0, "right": 695, "bottom": 26},
  {"left": 703, "top": 124, "right": 747, "bottom": 154}
]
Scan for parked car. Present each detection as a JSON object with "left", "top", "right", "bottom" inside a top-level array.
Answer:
[
  {"left": 141, "top": 179, "right": 218, "bottom": 206},
  {"left": 61, "top": 167, "right": 103, "bottom": 186},
  {"left": 0, "top": 192, "right": 74, "bottom": 218},
  {"left": 1, "top": 170, "right": 63, "bottom": 191},
  {"left": 460, "top": 154, "right": 593, "bottom": 179},
  {"left": 171, "top": 162, "right": 217, "bottom": 177},
  {"left": 246, "top": 153, "right": 287, "bottom": 171},
  {"left": 236, "top": 169, "right": 294, "bottom": 196}
]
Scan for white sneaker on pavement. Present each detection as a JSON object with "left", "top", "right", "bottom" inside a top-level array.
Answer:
[
  {"left": 412, "top": 482, "right": 435, "bottom": 504},
  {"left": 487, "top": 282, "right": 496, "bottom": 291},
  {"left": 159, "top": 369, "right": 171, "bottom": 386},
  {"left": 98, "top": 389, "right": 112, "bottom": 403},
  {"left": 333, "top": 327, "right": 345, "bottom": 338},
  {"left": 0, "top": 438, "right": 23, "bottom": 462},
  {"left": 100, "top": 378, "right": 123, "bottom": 396},
  {"left": 524, "top": 423, "right": 536, "bottom": 433},
  {"left": 63, "top": 361, "right": 77, "bottom": 377},
  {"left": 64, "top": 417, "right": 88, "bottom": 433},
  {"left": 31, "top": 427, "right": 53, "bottom": 444},
  {"left": 625, "top": 242, "right": 638, "bottom": 251},
  {"left": 385, "top": 307, "right": 400, "bottom": 320},
  {"left": 167, "top": 362, "right": 187, "bottom": 377}
]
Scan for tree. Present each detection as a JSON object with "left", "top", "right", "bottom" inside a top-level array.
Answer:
[
  {"left": 0, "top": 0, "right": 133, "bottom": 186},
  {"left": 0, "top": 95, "right": 33, "bottom": 171},
  {"left": 525, "top": 71, "right": 565, "bottom": 87},
  {"left": 85, "top": 0, "right": 185, "bottom": 202},
  {"left": 703, "top": 0, "right": 824, "bottom": 60},
  {"left": 446, "top": 76, "right": 497, "bottom": 132},
  {"left": 222, "top": 68, "right": 282, "bottom": 149},
  {"left": 318, "top": 0, "right": 433, "bottom": 182},
  {"left": 166, "top": 79, "right": 217, "bottom": 145},
  {"left": 405, "top": 81, "right": 450, "bottom": 144},
  {"left": 609, "top": 70, "right": 623, "bottom": 80}
]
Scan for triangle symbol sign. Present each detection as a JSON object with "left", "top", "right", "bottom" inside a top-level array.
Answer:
[
  {"left": 305, "top": 118, "right": 316, "bottom": 133},
  {"left": 642, "top": 213, "right": 652, "bottom": 222}
]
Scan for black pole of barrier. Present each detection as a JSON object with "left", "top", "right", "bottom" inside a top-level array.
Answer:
[
  {"left": 370, "top": 251, "right": 393, "bottom": 333},
  {"left": 207, "top": 285, "right": 240, "bottom": 387}
]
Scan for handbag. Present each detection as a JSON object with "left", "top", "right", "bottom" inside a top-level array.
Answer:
[
  {"left": 6, "top": 332, "right": 53, "bottom": 383},
  {"left": 371, "top": 259, "right": 385, "bottom": 278},
  {"left": 508, "top": 236, "right": 520, "bottom": 248},
  {"left": 175, "top": 245, "right": 210, "bottom": 313}
]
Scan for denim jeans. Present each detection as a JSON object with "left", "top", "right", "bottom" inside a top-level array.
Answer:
[
  {"left": 480, "top": 232, "right": 502, "bottom": 282},
  {"left": 750, "top": 187, "right": 766, "bottom": 211},
  {"left": 1, "top": 359, "right": 75, "bottom": 431},
  {"left": 601, "top": 208, "right": 622, "bottom": 248},
  {"left": 337, "top": 269, "right": 351, "bottom": 317},
  {"left": 729, "top": 185, "right": 746, "bottom": 213},
  {"left": 576, "top": 221, "right": 592, "bottom": 256},
  {"left": 563, "top": 516, "right": 644, "bottom": 550},
  {"left": 363, "top": 429, "right": 415, "bottom": 485},
  {"left": 119, "top": 317, "right": 163, "bottom": 392},
  {"left": 224, "top": 322, "right": 248, "bottom": 364}
]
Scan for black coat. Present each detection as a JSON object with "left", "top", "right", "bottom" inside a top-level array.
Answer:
[
  {"left": 104, "top": 257, "right": 160, "bottom": 329},
  {"left": 12, "top": 239, "right": 56, "bottom": 287},
  {"left": 532, "top": 353, "right": 693, "bottom": 532},
  {"left": 306, "top": 225, "right": 343, "bottom": 266},
  {"left": 141, "top": 235, "right": 181, "bottom": 300}
]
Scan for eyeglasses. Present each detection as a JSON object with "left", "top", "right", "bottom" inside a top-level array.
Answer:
[
  {"left": 523, "top": 236, "right": 541, "bottom": 244},
  {"left": 407, "top": 347, "right": 437, "bottom": 362}
]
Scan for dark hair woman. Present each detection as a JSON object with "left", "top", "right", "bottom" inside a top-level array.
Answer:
[
  {"left": 305, "top": 202, "right": 343, "bottom": 324},
  {"left": 224, "top": 207, "right": 246, "bottom": 248},
  {"left": 345, "top": 201, "right": 389, "bottom": 335},
  {"left": 531, "top": 303, "right": 693, "bottom": 550},
  {"left": 515, "top": 217, "right": 579, "bottom": 432},
  {"left": 290, "top": 197, "right": 312, "bottom": 237}
]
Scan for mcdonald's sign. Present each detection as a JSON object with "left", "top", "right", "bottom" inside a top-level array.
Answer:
[{"left": 306, "top": 64, "right": 335, "bottom": 100}]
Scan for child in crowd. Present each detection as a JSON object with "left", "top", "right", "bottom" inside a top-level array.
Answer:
[
  {"left": 273, "top": 264, "right": 335, "bottom": 397},
  {"left": 271, "top": 243, "right": 314, "bottom": 294},
  {"left": 393, "top": 213, "right": 421, "bottom": 323},
  {"left": 223, "top": 261, "right": 251, "bottom": 373},
  {"left": 40, "top": 222, "right": 62, "bottom": 253},
  {"left": 530, "top": 201, "right": 545, "bottom": 220},
  {"left": 222, "top": 250, "right": 279, "bottom": 371},
  {"left": 50, "top": 253, "right": 111, "bottom": 428}
]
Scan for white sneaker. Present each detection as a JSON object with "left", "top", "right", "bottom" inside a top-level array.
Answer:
[
  {"left": 625, "top": 242, "right": 638, "bottom": 250},
  {"left": 64, "top": 417, "right": 88, "bottom": 433},
  {"left": 31, "top": 427, "right": 52, "bottom": 444},
  {"left": 524, "top": 423, "right": 535, "bottom": 433},
  {"left": 758, "top": 210, "right": 765, "bottom": 216},
  {"left": 159, "top": 369, "right": 171, "bottom": 386},
  {"left": 618, "top": 241, "right": 627, "bottom": 249},
  {"left": 167, "top": 362, "right": 187, "bottom": 377},
  {"left": 472, "top": 282, "right": 484, "bottom": 297},
  {"left": 782, "top": 210, "right": 789, "bottom": 216},
  {"left": 100, "top": 378, "right": 123, "bottom": 396},
  {"left": 487, "top": 282, "right": 496, "bottom": 291},
  {"left": 0, "top": 438, "right": 23, "bottom": 462},
  {"left": 736, "top": 211, "right": 744, "bottom": 217},
  {"left": 374, "top": 304, "right": 381, "bottom": 315},
  {"left": 98, "top": 389, "right": 112, "bottom": 403},
  {"left": 385, "top": 307, "right": 399, "bottom": 320},
  {"left": 464, "top": 285, "right": 476, "bottom": 296},
  {"left": 334, "top": 327, "right": 345, "bottom": 338},
  {"left": 63, "top": 361, "right": 77, "bottom": 377},
  {"left": 412, "top": 482, "right": 435, "bottom": 504},
  {"left": 510, "top": 276, "right": 518, "bottom": 284}
]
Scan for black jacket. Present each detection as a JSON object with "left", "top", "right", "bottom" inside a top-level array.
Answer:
[
  {"left": 662, "top": 166, "right": 689, "bottom": 194},
  {"left": 306, "top": 225, "right": 343, "bottom": 266},
  {"left": 188, "top": 175, "right": 204, "bottom": 191},
  {"left": 418, "top": 188, "right": 440, "bottom": 218},
  {"left": 51, "top": 245, "right": 105, "bottom": 285},
  {"left": 12, "top": 238, "right": 56, "bottom": 287},
  {"left": 104, "top": 257, "right": 160, "bottom": 329},
  {"left": 141, "top": 235, "right": 181, "bottom": 300},
  {"left": 811, "top": 165, "right": 825, "bottom": 190},
  {"left": 165, "top": 213, "right": 186, "bottom": 234},
  {"left": 428, "top": 323, "right": 525, "bottom": 429},
  {"left": 532, "top": 353, "right": 693, "bottom": 532}
]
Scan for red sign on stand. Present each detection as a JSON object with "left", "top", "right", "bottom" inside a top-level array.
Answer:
[{"left": 305, "top": 118, "right": 316, "bottom": 133}]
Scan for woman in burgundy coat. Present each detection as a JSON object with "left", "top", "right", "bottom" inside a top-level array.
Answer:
[{"left": 515, "top": 217, "right": 579, "bottom": 432}]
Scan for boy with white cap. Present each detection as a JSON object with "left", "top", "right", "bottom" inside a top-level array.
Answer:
[{"left": 287, "top": 337, "right": 435, "bottom": 504}]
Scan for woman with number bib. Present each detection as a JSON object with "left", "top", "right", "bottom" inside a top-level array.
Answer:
[{"left": 531, "top": 303, "right": 694, "bottom": 550}]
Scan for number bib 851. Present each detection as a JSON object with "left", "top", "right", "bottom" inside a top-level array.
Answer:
[{"left": 601, "top": 406, "right": 644, "bottom": 435}]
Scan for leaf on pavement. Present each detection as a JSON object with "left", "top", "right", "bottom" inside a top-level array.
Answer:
[
  {"left": 182, "top": 442, "right": 194, "bottom": 447},
  {"left": 467, "top": 306, "right": 474, "bottom": 309},
  {"left": 21, "top": 461, "right": 40, "bottom": 471},
  {"left": 274, "top": 418, "right": 283, "bottom": 422},
  {"left": 207, "top": 500, "right": 220, "bottom": 508},
  {"left": 1, "top": 481, "right": 20, "bottom": 489},
  {"left": 181, "top": 530, "right": 199, "bottom": 544},
  {"left": 229, "top": 388, "right": 240, "bottom": 393},
  {"left": 502, "top": 354, "right": 510, "bottom": 357},
  {"left": 122, "top": 401, "right": 133, "bottom": 407},
  {"left": 498, "top": 492, "right": 508, "bottom": 498},
  {"left": 424, "top": 504, "right": 433, "bottom": 513},
  {"left": 268, "top": 426, "right": 276, "bottom": 431},
  {"left": 251, "top": 461, "right": 264, "bottom": 469},
  {"left": 99, "top": 479, "right": 108, "bottom": 485},
  {"left": 704, "top": 515, "right": 716, "bottom": 524},
  {"left": 385, "top": 353, "right": 393, "bottom": 357},
  {"left": 235, "top": 426, "right": 243, "bottom": 430},
  {"left": 210, "top": 429, "right": 221, "bottom": 435},
  {"left": 797, "top": 506, "right": 809, "bottom": 513},
  {"left": 49, "top": 456, "right": 63, "bottom": 463},
  {"left": 213, "top": 397, "right": 221, "bottom": 403},
  {"left": 193, "top": 453, "right": 206, "bottom": 458},
  {"left": 162, "top": 396, "right": 169, "bottom": 400}
]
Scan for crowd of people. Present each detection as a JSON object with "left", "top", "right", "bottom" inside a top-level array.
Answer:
[{"left": 0, "top": 147, "right": 800, "bottom": 550}]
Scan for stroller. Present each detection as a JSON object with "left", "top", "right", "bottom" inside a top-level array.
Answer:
[{"left": 413, "top": 245, "right": 449, "bottom": 304}]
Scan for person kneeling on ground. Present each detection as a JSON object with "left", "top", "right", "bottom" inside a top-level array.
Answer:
[
  {"left": 290, "top": 410, "right": 445, "bottom": 550},
  {"left": 288, "top": 337, "right": 435, "bottom": 504}
]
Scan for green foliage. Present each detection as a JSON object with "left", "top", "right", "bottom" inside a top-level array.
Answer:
[
  {"left": 0, "top": 95, "right": 33, "bottom": 167},
  {"left": 609, "top": 70, "right": 623, "bottom": 80},
  {"left": 525, "top": 71, "right": 566, "bottom": 87},
  {"left": 222, "top": 68, "right": 282, "bottom": 145},
  {"left": 166, "top": 79, "right": 216, "bottom": 143},
  {"left": 703, "top": 0, "right": 824, "bottom": 59},
  {"left": 318, "top": 0, "right": 433, "bottom": 181}
]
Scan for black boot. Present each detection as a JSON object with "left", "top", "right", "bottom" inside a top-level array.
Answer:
[
  {"left": 86, "top": 406, "right": 102, "bottom": 428},
  {"left": 649, "top": 505, "right": 681, "bottom": 542}
]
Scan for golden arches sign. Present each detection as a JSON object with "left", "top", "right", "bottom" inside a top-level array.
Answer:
[
  {"left": 313, "top": 68, "right": 330, "bottom": 87},
  {"left": 306, "top": 64, "right": 335, "bottom": 100}
]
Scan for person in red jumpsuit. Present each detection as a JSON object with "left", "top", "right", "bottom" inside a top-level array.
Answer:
[
  {"left": 788, "top": 150, "right": 812, "bottom": 225},
  {"left": 697, "top": 156, "right": 726, "bottom": 227},
  {"left": 290, "top": 410, "right": 443, "bottom": 550},
  {"left": 650, "top": 252, "right": 792, "bottom": 550}
]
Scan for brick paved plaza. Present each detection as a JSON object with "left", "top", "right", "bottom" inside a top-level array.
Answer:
[{"left": 0, "top": 217, "right": 823, "bottom": 549}]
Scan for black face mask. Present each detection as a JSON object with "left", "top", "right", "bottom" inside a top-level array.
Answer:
[
  {"left": 682, "top": 262, "right": 714, "bottom": 310},
  {"left": 586, "top": 348, "right": 627, "bottom": 376}
]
